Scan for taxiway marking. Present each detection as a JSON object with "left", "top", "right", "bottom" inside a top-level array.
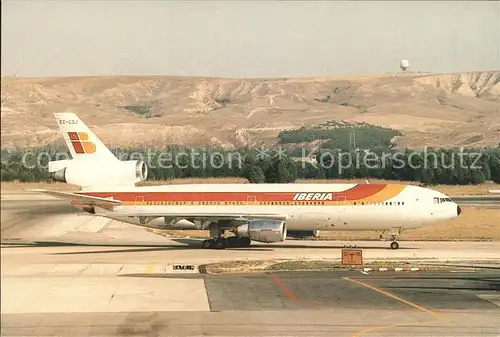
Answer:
[
  {"left": 272, "top": 275, "right": 298, "bottom": 301},
  {"left": 343, "top": 276, "right": 449, "bottom": 337},
  {"left": 343, "top": 277, "right": 445, "bottom": 319}
]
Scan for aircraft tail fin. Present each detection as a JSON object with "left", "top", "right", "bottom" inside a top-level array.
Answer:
[{"left": 54, "top": 112, "right": 117, "bottom": 161}]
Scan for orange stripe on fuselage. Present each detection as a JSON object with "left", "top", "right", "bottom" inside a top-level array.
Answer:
[
  {"left": 334, "top": 184, "right": 386, "bottom": 200},
  {"left": 356, "top": 184, "right": 407, "bottom": 203},
  {"left": 77, "top": 184, "right": 402, "bottom": 203}
]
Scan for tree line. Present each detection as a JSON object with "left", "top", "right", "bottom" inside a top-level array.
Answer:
[
  {"left": 278, "top": 122, "right": 401, "bottom": 151},
  {"left": 1, "top": 145, "right": 500, "bottom": 185}
]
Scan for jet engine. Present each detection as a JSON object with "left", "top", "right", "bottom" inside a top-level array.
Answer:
[
  {"left": 235, "top": 220, "right": 287, "bottom": 243},
  {"left": 286, "top": 230, "right": 320, "bottom": 239},
  {"left": 49, "top": 159, "right": 148, "bottom": 187}
]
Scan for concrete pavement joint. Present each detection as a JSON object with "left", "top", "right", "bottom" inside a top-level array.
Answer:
[
  {"left": 343, "top": 276, "right": 451, "bottom": 337},
  {"left": 343, "top": 276, "right": 448, "bottom": 320}
]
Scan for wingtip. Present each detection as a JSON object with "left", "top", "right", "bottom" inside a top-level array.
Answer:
[{"left": 27, "top": 188, "right": 47, "bottom": 192}]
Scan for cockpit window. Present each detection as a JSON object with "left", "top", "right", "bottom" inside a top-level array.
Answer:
[{"left": 434, "top": 197, "right": 453, "bottom": 204}]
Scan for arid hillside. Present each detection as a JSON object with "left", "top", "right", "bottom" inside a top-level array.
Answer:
[{"left": 1, "top": 71, "right": 499, "bottom": 150}]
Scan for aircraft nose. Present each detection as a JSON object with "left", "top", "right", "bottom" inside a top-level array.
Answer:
[{"left": 457, "top": 205, "right": 462, "bottom": 216}]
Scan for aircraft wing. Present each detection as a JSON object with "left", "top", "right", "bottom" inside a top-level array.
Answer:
[
  {"left": 29, "top": 189, "right": 122, "bottom": 206},
  {"left": 99, "top": 212, "right": 288, "bottom": 222}
]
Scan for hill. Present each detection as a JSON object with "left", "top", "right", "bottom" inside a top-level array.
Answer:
[{"left": 1, "top": 71, "right": 499, "bottom": 150}]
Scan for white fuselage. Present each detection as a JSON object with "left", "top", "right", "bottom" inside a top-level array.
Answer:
[{"left": 78, "top": 183, "right": 460, "bottom": 232}]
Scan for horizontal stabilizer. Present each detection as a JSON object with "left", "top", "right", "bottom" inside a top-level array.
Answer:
[{"left": 28, "top": 189, "right": 122, "bottom": 206}]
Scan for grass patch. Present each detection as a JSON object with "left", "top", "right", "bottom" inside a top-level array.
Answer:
[
  {"left": 202, "top": 260, "right": 280, "bottom": 274},
  {"left": 201, "top": 259, "right": 498, "bottom": 274},
  {"left": 266, "top": 260, "right": 346, "bottom": 271},
  {"left": 278, "top": 121, "right": 400, "bottom": 150},
  {"left": 120, "top": 103, "right": 162, "bottom": 118},
  {"left": 122, "top": 104, "right": 151, "bottom": 115}
]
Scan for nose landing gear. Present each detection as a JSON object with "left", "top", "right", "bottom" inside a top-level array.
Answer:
[
  {"left": 389, "top": 230, "right": 400, "bottom": 250},
  {"left": 380, "top": 229, "right": 401, "bottom": 249},
  {"left": 390, "top": 241, "right": 400, "bottom": 250}
]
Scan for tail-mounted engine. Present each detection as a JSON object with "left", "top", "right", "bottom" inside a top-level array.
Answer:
[
  {"left": 126, "top": 160, "right": 148, "bottom": 182},
  {"left": 235, "top": 220, "right": 287, "bottom": 243},
  {"left": 49, "top": 159, "right": 148, "bottom": 187}
]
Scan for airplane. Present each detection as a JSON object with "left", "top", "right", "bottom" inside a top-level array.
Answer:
[{"left": 31, "top": 112, "right": 462, "bottom": 250}]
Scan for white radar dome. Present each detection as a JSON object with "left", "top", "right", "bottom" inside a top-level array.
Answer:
[{"left": 400, "top": 59, "right": 410, "bottom": 71}]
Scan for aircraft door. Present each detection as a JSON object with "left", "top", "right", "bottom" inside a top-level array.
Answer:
[
  {"left": 134, "top": 196, "right": 145, "bottom": 205},
  {"left": 337, "top": 195, "right": 348, "bottom": 227}
]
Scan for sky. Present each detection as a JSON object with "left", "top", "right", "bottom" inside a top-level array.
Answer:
[{"left": 1, "top": 0, "right": 499, "bottom": 78}]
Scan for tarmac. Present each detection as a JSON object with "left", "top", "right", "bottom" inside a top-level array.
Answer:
[{"left": 1, "top": 192, "right": 500, "bottom": 337}]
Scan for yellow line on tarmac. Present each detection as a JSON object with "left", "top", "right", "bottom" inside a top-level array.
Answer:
[
  {"left": 351, "top": 320, "right": 440, "bottom": 337},
  {"left": 342, "top": 277, "right": 449, "bottom": 337}
]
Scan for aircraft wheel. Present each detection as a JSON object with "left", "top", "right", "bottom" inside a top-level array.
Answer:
[
  {"left": 238, "top": 237, "right": 251, "bottom": 247},
  {"left": 225, "top": 236, "right": 239, "bottom": 248},
  {"left": 202, "top": 240, "right": 211, "bottom": 249},
  {"left": 390, "top": 241, "right": 400, "bottom": 250},
  {"left": 213, "top": 238, "right": 227, "bottom": 250}
]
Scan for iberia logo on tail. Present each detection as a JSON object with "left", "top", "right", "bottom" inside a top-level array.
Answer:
[{"left": 67, "top": 132, "right": 96, "bottom": 154}]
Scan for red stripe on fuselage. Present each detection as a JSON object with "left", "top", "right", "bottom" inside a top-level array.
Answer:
[
  {"left": 78, "top": 184, "right": 388, "bottom": 202},
  {"left": 80, "top": 192, "right": 295, "bottom": 202}
]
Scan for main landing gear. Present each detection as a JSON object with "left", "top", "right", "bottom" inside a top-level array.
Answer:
[
  {"left": 201, "top": 223, "right": 251, "bottom": 249},
  {"left": 380, "top": 229, "right": 400, "bottom": 250},
  {"left": 201, "top": 236, "right": 251, "bottom": 249}
]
